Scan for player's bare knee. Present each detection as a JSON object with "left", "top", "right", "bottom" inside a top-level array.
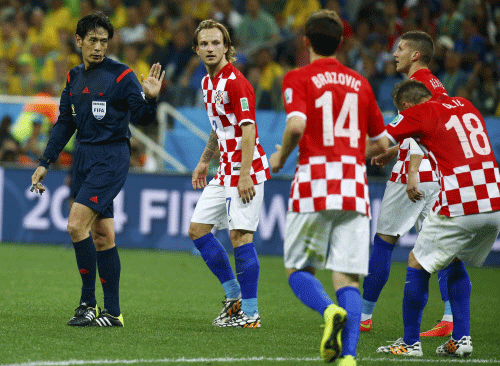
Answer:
[
  {"left": 286, "top": 268, "right": 297, "bottom": 278},
  {"left": 408, "top": 250, "right": 425, "bottom": 270},
  {"left": 286, "top": 266, "right": 315, "bottom": 279},
  {"left": 378, "top": 233, "right": 399, "bottom": 245},
  {"left": 188, "top": 223, "right": 210, "bottom": 240},
  {"left": 188, "top": 225, "right": 198, "bottom": 240},
  {"left": 332, "top": 272, "right": 359, "bottom": 292},
  {"left": 230, "top": 230, "right": 253, "bottom": 248}
]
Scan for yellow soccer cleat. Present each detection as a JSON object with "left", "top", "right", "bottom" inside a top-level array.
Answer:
[
  {"left": 320, "top": 304, "right": 347, "bottom": 363},
  {"left": 336, "top": 355, "right": 356, "bottom": 366}
]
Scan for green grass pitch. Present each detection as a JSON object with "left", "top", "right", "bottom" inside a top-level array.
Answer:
[{"left": 1, "top": 242, "right": 499, "bottom": 366}]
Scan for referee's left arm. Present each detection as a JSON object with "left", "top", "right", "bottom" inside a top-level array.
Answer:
[
  {"left": 126, "top": 83, "right": 157, "bottom": 126},
  {"left": 125, "top": 63, "right": 164, "bottom": 126}
]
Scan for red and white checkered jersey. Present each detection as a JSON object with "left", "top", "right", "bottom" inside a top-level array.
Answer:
[
  {"left": 202, "top": 62, "right": 270, "bottom": 187},
  {"left": 390, "top": 69, "right": 447, "bottom": 184},
  {"left": 387, "top": 95, "right": 500, "bottom": 217},
  {"left": 389, "top": 137, "right": 439, "bottom": 183},
  {"left": 282, "top": 58, "right": 387, "bottom": 215}
]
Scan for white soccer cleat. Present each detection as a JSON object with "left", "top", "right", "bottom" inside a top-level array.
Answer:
[
  {"left": 436, "top": 336, "right": 472, "bottom": 358},
  {"left": 220, "top": 310, "right": 261, "bottom": 328},
  {"left": 376, "top": 337, "right": 423, "bottom": 356},
  {"left": 212, "top": 297, "right": 241, "bottom": 326}
]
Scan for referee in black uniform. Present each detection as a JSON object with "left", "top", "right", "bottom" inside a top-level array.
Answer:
[{"left": 31, "top": 11, "right": 164, "bottom": 327}]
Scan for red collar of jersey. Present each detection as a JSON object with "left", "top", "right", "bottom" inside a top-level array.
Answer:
[
  {"left": 311, "top": 57, "right": 340, "bottom": 67},
  {"left": 211, "top": 62, "right": 233, "bottom": 80},
  {"left": 410, "top": 68, "right": 431, "bottom": 79}
]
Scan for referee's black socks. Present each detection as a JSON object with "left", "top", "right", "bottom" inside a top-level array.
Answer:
[
  {"left": 73, "top": 236, "right": 97, "bottom": 307},
  {"left": 97, "top": 246, "right": 121, "bottom": 317}
]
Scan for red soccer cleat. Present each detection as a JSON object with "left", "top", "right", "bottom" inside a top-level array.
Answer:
[
  {"left": 420, "top": 320, "right": 453, "bottom": 337},
  {"left": 360, "top": 319, "right": 372, "bottom": 332}
]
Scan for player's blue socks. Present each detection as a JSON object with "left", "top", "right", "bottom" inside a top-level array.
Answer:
[
  {"left": 438, "top": 269, "right": 453, "bottom": 320},
  {"left": 362, "top": 235, "right": 395, "bottom": 314},
  {"left": 73, "top": 236, "right": 97, "bottom": 307},
  {"left": 288, "top": 271, "right": 333, "bottom": 315},
  {"left": 193, "top": 233, "right": 240, "bottom": 298},
  {"left": 221, "top": 279, "right": 241, "bottom": 300},
  {"left": 337, "top": 287, "right": 361, "bottom": 357},
  {"left": 97, "top": 246, "right": 121, "bottom": 317},
  {"left": 446, "top": 262, "right": 471, "bottom": 339},
  {"left": 234, "top": 243, "right": 259, "bottom": 317},
  {"left": 403, "top": 266, "right": 430, "bottom": 345}
]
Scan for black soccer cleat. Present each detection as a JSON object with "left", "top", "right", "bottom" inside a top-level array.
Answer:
[{"left": 67, "top": 302, "right": 99, "bottom": 326}]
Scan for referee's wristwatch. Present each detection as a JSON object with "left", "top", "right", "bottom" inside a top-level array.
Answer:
[{"left": 38, "top": 155, "right": 52, "bottom": 168}]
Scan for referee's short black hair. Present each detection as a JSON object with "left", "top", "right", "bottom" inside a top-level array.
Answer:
[
  {"left": 305, "top": 10, "right": 344, "bottom": 56},
  {"left": 392, "top": 80, "right": 432, "bottom": 110},
  {"left": 76, "top": 11, "right": 114, "bottom": 40}
]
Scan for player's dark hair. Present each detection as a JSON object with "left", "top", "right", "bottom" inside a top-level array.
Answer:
[
  {"left": 401, "top": 31, "right": 434, "bottom": 65},
  {"left": 305, "top": 10, "right": 344, "bottom": 56},
  {"left": 192, "top": 19, "right": 237, "bottom": 63},
  {"left": 392, "top": 80, "right": 432, "bottom": 110},
  {"left": 76, "top": 11, "right": 114, "bottom": 40}
]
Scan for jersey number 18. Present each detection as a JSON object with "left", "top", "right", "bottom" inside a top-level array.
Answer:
[{"left": 445, "top": 113, "right": 491, "bottom": 159}]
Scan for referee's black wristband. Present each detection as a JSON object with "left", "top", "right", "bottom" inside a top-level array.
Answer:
[{"left": 39, "top": 155, "right": 51, "bottom": 168}]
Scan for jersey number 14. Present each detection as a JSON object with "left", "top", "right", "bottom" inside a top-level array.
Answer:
[{"left": 315, "top": 91, "right": 360, "bottom": 148}]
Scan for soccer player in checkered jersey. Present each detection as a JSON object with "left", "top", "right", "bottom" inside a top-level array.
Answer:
[
  {"left": 188, "top": 20, "right": 270, "bottom": 328},
  {"left": 376, "top": 80, "right": 500, "bottom": 357},
  {"left": 269, "top": 10, "right": 388, "bottom": 365},
  {"left": 361, "top": 31, "right": 456, "bottom": 337}
]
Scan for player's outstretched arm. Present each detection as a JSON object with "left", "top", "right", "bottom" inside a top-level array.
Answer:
[
  {"left": 140, "top": 62, "right": 165, "bottom": 100},
  {"left": 370, "top": 141, "right": 397, "bottom": 167},
  {"left": 30, "top": 166, "right": 47, "bottom": 194}
]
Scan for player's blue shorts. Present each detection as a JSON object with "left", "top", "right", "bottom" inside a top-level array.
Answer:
[{"left": 71, "top": 140, "right": 130, "bottom": 218}]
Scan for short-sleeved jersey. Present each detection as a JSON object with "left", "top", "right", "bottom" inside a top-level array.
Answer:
[
  {"left": 41, "top": 57, "right": 156, "bottom": 167},
  {"left": 387, "top": 95, "right": 500, "bottom": 217},
  {"left": 390, "top": 68, "right": 447, "bottom": 184},
  {"left": 282, "top": 58, "right": 386, "bottom": 215},
  {"left": 202, "top": 62, "right": 270, "bottom": 187}
]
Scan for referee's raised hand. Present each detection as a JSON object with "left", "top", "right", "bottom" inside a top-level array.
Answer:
[{"left": 140, "top": 62, "right": 165, "bottom": 100}]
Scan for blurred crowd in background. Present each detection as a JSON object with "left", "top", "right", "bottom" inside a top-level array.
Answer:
[{"left": 1, "top": 0, "right": 500, "bottom": 171}]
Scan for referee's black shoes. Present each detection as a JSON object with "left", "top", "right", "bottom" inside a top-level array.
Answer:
[
  {"left": 67, "top": 302, "right": 99, "bottom": 326},
  {"left": 89, "top": 309, "right": 124, "bottom": 327}
]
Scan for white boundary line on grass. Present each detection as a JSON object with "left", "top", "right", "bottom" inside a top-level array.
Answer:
[{"left": 2, "top": 357, "right": 500, "bottom": 366}]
